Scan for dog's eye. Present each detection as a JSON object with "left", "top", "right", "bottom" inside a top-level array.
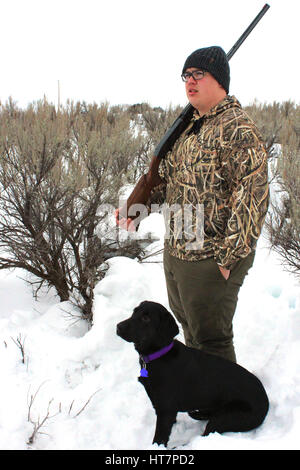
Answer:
[{"left": 141, "top": 313, "right": 150, "bottom": 323}]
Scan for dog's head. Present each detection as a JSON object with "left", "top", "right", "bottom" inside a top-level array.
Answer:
[{"left": 116, "top": 301, "right": 179, "bottom": 355}]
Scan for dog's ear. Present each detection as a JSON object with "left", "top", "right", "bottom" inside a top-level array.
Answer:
[
  {"left": 138, "top": 301, "right": 179, "bottom": 341},
  {"left": 158, "top": 304, "right": 179, "bottom": 341},
  {"left": 167, "top": 312, "right": 180, "bottom": 339}
]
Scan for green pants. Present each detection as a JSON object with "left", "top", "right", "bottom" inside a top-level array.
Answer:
[{"left": 163, "top": 250, "right": 255, "bottom": 362}]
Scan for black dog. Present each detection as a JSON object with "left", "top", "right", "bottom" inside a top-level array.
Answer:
[{"left": 116, "top": 301, "right": 269, "bottom": 447}]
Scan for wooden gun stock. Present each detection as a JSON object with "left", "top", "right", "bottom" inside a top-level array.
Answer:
[{"left": 117, "top": 155, "right": 164, "bottom": 228}]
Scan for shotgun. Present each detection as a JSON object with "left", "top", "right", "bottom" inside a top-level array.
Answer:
[{"left": 117, "top": 3, "right": 270, "bottom": 229}]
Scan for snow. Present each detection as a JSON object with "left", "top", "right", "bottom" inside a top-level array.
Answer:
[{"left": 0, "top": 211, "right": 299, "bottom": 451}]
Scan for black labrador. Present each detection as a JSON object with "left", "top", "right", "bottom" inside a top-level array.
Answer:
[{"left": 116, "top": 301, "right": 269, "bottom": 447}]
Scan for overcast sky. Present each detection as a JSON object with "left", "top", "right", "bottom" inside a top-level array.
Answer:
[{"left": 0, "top": 0, "right": 299, "bottom": 109}]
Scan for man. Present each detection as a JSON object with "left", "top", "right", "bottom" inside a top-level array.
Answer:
[{"left": 119, "top": 46, "right": 269, "bottom": 363}]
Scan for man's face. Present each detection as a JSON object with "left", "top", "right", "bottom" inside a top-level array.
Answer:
[{"left": 184, "top": 67, "right": 224, "bottom": 114}]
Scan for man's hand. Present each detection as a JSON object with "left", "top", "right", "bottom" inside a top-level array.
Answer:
[
  {"left": 218, "top": 265, "right": 230, "bottom": 280},
  {"left": 115, "top": 208, "right": 136, "bottom": 232}
]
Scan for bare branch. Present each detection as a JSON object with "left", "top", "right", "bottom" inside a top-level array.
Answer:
[
  {"left": 73, "top": 389, "right": 101, "bottom": 418},
  {"left": 11, "top": 333, "right": 26, "bottom": 364},
  {"left": 27, "top": 382, "right": 60, "bottom": 446}
]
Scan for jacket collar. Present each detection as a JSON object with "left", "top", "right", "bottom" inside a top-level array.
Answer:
[{"left": 192, "top": 95, "right": 241, "bottom": 122}]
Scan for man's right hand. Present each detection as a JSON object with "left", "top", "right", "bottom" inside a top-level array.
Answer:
[{"left": 115, "top": 208, "right": 136, "bottom": 232}]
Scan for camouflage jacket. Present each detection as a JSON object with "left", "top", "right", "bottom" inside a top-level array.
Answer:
[{"left": 149, "top": 96, "right": 269, "bottom": 269}]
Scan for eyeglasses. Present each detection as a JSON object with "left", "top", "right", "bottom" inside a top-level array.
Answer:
[{"left": 181, "top": 70, "right": 206, "bottom": 82}]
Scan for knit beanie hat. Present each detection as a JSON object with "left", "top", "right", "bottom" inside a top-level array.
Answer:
[{"left": 182, "top": 46, "right": 230, "bottom": 93}]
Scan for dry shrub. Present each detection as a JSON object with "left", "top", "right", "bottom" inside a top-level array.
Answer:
[{"left": 0, "top": 99, "right": 150, "bottom": 322}]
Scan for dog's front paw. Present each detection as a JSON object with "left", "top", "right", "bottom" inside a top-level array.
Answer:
[{"left": 152, "top": 438, "right": 168, "bottom": 448}]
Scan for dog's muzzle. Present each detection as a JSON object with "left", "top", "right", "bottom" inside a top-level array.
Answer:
[{"left": 116, "top": 320, "right": 132, "bottom": 342}]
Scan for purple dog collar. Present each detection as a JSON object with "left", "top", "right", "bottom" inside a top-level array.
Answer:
[
  {"left": 140, "top": 342, "right": 174, "bottom": 378},
  {"left": 142, "top": 341, "right": 174, "bottom": 363}
]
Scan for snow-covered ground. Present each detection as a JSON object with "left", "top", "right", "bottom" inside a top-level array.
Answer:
[{"left": 0, "top": 212, "right": 299, "bottom": 450}]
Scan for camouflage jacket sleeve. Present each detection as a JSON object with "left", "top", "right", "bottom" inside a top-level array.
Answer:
[{"left": 213, "top": 140, "right": 269, "bottom": 269}]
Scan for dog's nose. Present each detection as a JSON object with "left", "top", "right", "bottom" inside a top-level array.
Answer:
[{"left": 116, "top": 322, "right": 126, "bottom": 337}]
